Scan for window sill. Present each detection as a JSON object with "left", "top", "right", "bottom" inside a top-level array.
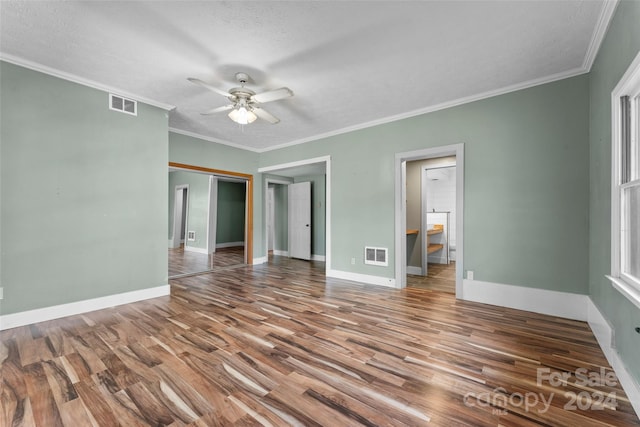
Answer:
[{"left": 606, "top": 275, "right": 640, "bottom": 310}]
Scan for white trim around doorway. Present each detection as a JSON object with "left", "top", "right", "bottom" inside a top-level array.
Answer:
[{"left": 258, "top": 155, "right": 331, "bottom": 270}]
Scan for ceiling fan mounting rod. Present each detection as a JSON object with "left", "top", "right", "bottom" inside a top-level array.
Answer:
[{"left": 235, "top": 72, "right": 249, "bottom": 85}]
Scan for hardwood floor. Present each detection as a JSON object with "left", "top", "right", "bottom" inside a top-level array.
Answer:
[
  {"left": 168, "top": 246, "right": 245, "bottom": 277},
  {"left": 408, "top": 262, "right": 456, "bottom": 293},
  {"left": 1, "top": 257, "right": 638, "bottom": 426}
]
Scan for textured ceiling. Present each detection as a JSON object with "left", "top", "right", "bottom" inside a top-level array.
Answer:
[{"left": 0, "top": 1, "right": 614, "bottom": 152}]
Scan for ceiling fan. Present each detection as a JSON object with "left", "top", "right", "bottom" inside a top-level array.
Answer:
[{"left": 188, "top": 72, "right": 293, "bottom": 125}]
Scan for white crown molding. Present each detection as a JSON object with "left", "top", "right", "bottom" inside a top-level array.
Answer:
[
  {"left": 583, "top": 0, "right": 619, "bottom": 71},
  {"left": 257, "top": 66, "right": 589, "bottom": 153},
  {"left": 258, "top": 155, "right": 331, "bottom": 173},
  {"left": 0, "top": 53, "right": 175, "bottom": 111},
  {"left": 169, "top": 128, "right": 261, "bottom": 153}
]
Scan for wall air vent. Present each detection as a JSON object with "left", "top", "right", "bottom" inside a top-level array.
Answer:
[
  {"left": 364, "top": 246, "right": 388, "bottom": 266},
  {"left": 109, "top": 94, "right": 137, "bottom": 116}
]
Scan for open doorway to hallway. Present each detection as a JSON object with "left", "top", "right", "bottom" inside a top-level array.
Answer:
[
  {"left": 259, "top": 156, "right": 330, "bottom": 270},
  {"left": 395, "top": 144, "right": 464, "bottom": 295},
  {"left": 406, "top": 159, "right": 457, "bottom": 293}
]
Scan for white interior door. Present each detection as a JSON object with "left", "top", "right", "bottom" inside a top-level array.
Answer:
[{"left": 288, "top": 181, "right": 311, "bottom": 260}]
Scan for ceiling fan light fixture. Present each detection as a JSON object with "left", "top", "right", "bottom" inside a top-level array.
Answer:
[{"left": 228, "top": 106, "right": 257, "bottom": 125}]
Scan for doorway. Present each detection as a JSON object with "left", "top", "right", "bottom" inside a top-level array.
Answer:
[
  {"left": 395, "top": 144, "right": 464, "bottom": 296},
  {"left": 168, "top": 162, "right": 253, "bottom": 278},
  {"left": 413, "top": 162, "right": 457, "bottom": 292},
  {"left": 259, "top": 156, "right": 330, "bottom": 268}
]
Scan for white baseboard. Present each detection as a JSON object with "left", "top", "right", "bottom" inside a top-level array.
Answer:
[
  {"left": 326, "top": 269, "right": 396, "bottom": 288},
  {"left": 184, "top": 245, "right": 209, "bottom": 254},
  {"left": 461, "top": 279, "right": 639, "bottom": 417},
  {"left": 216, "top": 241, "right": 245, "bottom": 249},
  {"left": 462, "top": 279, "right": 589, "bottom": 321},
  {"left": 427, "top": 255, "right": 449, "bottom": 264},
  {"left": 407, "top": 266, "right": 422, "bottom": 275},
  {"left": 0, "top": 285, "right": 170, "bottom": 331},
  {"left": 252, "top": 256, "right": 268, "bottom": 265},
  {"left": 311, "top": 254, "right": 326, "bottom": 262},
  {"left": 273, "top": 250, "right": 289, "bottom": 256},
  {"left": 587, "top": 299, "right": 640, "bottom": 417}
]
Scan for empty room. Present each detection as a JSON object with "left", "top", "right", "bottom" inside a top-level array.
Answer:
[{"left": 1, "top": 1, "right": 639, "bottom": 426}]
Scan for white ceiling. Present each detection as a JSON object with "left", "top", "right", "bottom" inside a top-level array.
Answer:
[{"left": 0, "top": 1, "right": 615, "bottom": 152}]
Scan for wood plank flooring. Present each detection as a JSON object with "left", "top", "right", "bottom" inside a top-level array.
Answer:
[
  {"left": 1, "top": 257, "right": 638, "bottom": 426},
  {"left": 408, "top": 262, "right": 456, "bottom": 293},
  {"left": 168, "top": 246, "right": 245, "bottom": 277}
]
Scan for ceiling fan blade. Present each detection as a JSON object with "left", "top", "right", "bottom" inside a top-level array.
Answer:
[
  {"left": 251, "top": 87, "right": 293, "bottom": 103},
  {"left": 201, "top": 104, "right": 234, "bottom": 115},
  {"left": 252, "top": 107, "right": 280, "bottom": 124},
  {"left": 188, "top": 77, "right": 233, "bottom": 98}
]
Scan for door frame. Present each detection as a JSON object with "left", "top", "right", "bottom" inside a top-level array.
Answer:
[
  {"left": 258, "top": 155, "right": 331, "bottom": 269},
  {"left": 169, "top": 162, "right": 254, "bottom": 264},
  {"left": 171, "top": 184, "right": 189, "bottom": 249},
  {"left": 395, "top": 144, "right": 464, "bottom": 296},
  {"left": 265, "top": 178, "right": 293, "bottom": 257}
]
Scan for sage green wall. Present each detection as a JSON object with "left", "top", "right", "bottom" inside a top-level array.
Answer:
[
  {"left": 295, "top": 175, "right": 326, "bottom": 257},
  {"left": 216, "top": 181, "right": 245, "bottom": 244},
  {"left": 168, "top": 132, "right": 263, "bottom": 256},
  {"left": 260, "top": 75, "right": 590, "bottom": 293},
  {"left": 0, "top": 61, "right": 168, "bottom": 315},
  {"left": 168, "top": 170, "right": 209, "bottom": 250},
  {"left": 588, "top": 0, "right": 640, "bottom": 385}
]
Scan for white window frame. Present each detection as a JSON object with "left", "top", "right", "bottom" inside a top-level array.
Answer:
[{"left": 608, "top": 50, "right": 640, "bottom": 310}]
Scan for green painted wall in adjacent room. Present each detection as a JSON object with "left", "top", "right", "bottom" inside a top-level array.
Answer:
[
  {"left": 168, "top": 170, "right": 209, "bottom": 250},
  {"left": 168, "top": 132, "right": 262, "bottom": 256},
  {"left": 269, "top": 181, "right": 289, "bottom": 253},
  {"left": 588, "top": 0, "right": 640, "bottom": 386},
  {"left": 0, "top": 61, "right": 169, "bottom": 315},
  {"left": 216, "top": 181, "right": 245, "bottom": 245}
]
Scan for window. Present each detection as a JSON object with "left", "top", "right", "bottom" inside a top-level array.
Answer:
[{"left": 609, "top": 51, "right": 640, "bottom": 309}]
